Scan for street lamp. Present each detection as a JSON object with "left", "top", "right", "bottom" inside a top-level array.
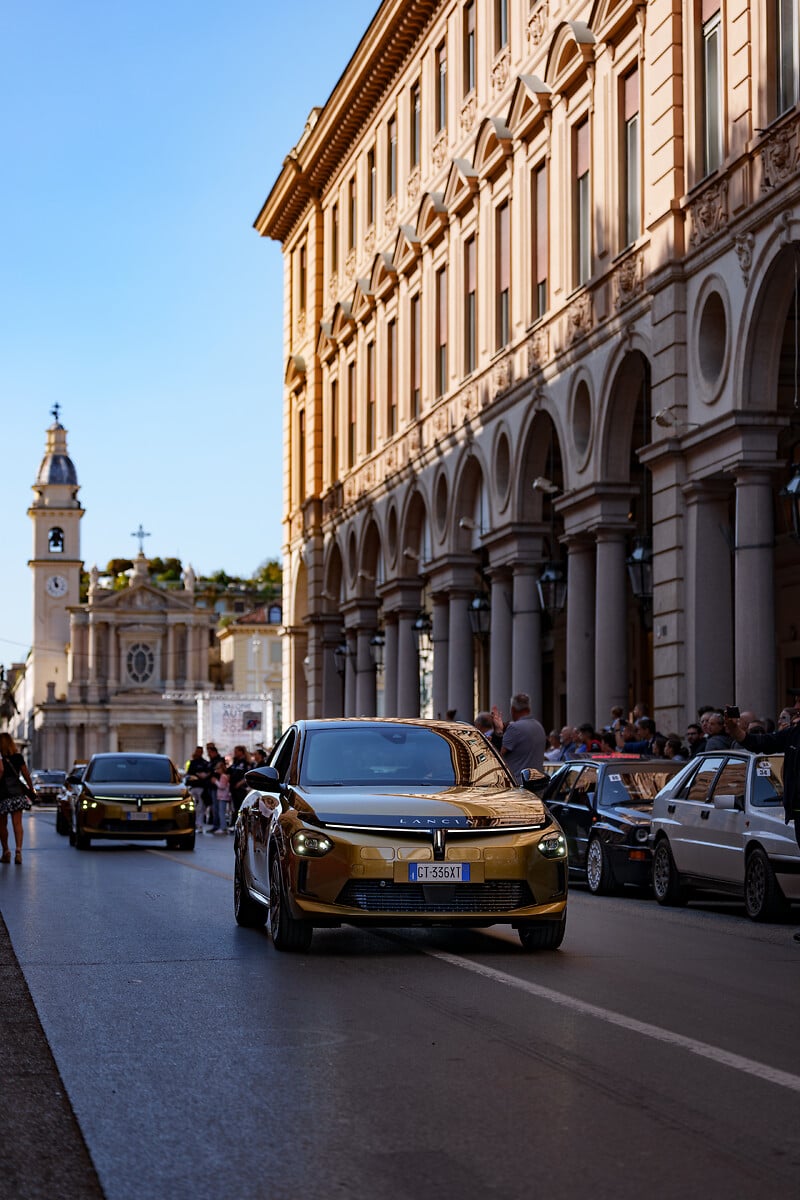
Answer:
[
  {"left": 468, "top": 594, "right": 491, "bottom": 639},
  {"left": 536, "top": 561, "right": 567, "bottom": 618},
  {"left": 781, "top": 461, "right": 800, "bottom": 542},
  {"left": 411, "top": 611, "right": 433, "bottom": 657},
  {"left": 333, "top": 638, "right": 350, "bottom": 677},
  {"left": 369, "top": 631, "right": 385, "bottom": 672},
  {"left": 626, "top": 536, "right": 653, "bottom": 604}
]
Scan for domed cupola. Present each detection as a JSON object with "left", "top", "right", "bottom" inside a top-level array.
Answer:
[{"left": 36, "top": 410, "right": 78, "bottom": 488}]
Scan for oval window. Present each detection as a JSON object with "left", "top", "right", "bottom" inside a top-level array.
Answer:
[{"left": 127, "top": 642, "right": 154, "bottom": 684}]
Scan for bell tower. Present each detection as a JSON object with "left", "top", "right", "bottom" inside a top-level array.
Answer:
[{"left": 28, "top": 406, "right": 84, "bottom": 706}]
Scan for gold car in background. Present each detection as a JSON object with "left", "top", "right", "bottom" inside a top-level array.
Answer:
[
  {"left": 233, "top": 719, "right": 568, "bottom": 952},
  {"left": 68, "top": 753, "right": 196, "bottom": 851}
]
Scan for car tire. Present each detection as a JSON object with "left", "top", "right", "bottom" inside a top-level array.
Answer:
[
  {"left": 269, "top": 855, "right": 313, "bottom": 952},
  {"left": 586, "top": 837, "right": 618, "bottom": 896},
  {"left": 74, "top": 822, "right": 91, "bottom": 851},
  {"left": 234, "top": 853, "right": 267, "bottom": 928},
  {"left": 744, "top": 847, "right": 789, "bottom": 922},
  {"left": 172, "top": 833, "right": 196, "bottom": 851},
  {"left": 652, "top": 838, "right": 686, "bottom": 906},
  {"left": 55, "top": 810, "right": 70, "bottom": 837},
  {"left": 518, "top": 913, "right": 566, "bottom": 951}
]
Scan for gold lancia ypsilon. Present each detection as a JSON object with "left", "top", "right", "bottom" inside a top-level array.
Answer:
[{"left": 233, "top": 719, "right": 567, "bottom": 952}]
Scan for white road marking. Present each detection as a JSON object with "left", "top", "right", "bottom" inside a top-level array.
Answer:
[{"left": 423, "top": 947, "right": 800, "bottom": 1095}]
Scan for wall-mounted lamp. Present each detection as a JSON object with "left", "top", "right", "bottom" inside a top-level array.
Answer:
[
  {"left": 369, "top": 631, "right": 385, "bottom": 672},
  {"left": 411, "top": 611, "right": 433, "bottom": 657},
  {"left": 532, "top": 476, "right": 559, "bottom": 494},
  {"left": 626, "top": 536, "right": 653, "bottom": 604},
  {"left": 781, "top": 462, "right": 800, "bottom": 542},
  {"left": 333, "top": 638, "right": 350, "bottom": 677},
  {"left": 302, "top": 655, "right": 311, "bottom": 685},
  {"left": 468, "top": 594, "right": 491, "bottom": 639},
  {"left": 536, "top": 561, "right": 567, "bottom": 618},
  {"left": 458, "top": 517, "right": 476, "bottom": 530}
]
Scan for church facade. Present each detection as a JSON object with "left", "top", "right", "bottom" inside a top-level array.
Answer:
[{"left": 9, "top": 416, "right": 216, "bottom": 769}]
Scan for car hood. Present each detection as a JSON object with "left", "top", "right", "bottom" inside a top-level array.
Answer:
[
  {"left": 83, "top": 783, "right": 187, "bottom": 801},
  {"left": 293, "top": 785, "right": 549, "bottom": 830},
  {"left": 603, "top": 802, "right": 652, "bottom": 823}
]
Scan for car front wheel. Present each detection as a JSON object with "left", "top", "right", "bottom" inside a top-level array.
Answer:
[
  {"left": 586, "top": 837, "right": 617, "bottom": 896},
  {"left": 234, "top": 853, "right": 267, "bottom": 929},
  {"left": 269, "top": 855, "right": 312, "bottom": 952},
  {"left": 744, "top": 847, "right": 788, "bottom": 922},
  {"left": 74, "top": 822, "right": 91, "bottom": 851},
  {"left": 652, "top": 839, "right": 686, "bottom": 906},
  {"left": 518, "top": 913, "right": 566, "bottom": 951}
]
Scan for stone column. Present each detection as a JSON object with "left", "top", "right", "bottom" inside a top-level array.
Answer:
[
  {"left": 343, "top": 630, "right": 357, "bottom": 716},
  {"left": 683, "top": 480, "right": 734, "bottom": 716},
  {"left": 382, "top": 616, "right": 399, "bottom": 717},
  {"left": 594, "top": 528, "right": 629, "bottom": 725},
  {"left": 321, "top": 620, "right": 344, "bottom": 718},
  {"left": 431, "top": 594, "right": 450, "bottom": 720},
  {"left": 512, "top": 565, "right": 543, "bottom": 716},
  {"left": 489, "top": 569, "right": 513, "bottom": 714},
  {"left": 106, "top": 624, "right": 119, "bottom": 694},
  {"left": 355, "top": 625, "right": 378, "bottom": 716},
  {"left": 87, "top": 615, "right": 99, "bottom": 702},
  {"left": 565, "top": 536, "right": 596, "bottom": 725},
  {"left": 448, "top": 588, "right": 474, "bottom": 723},
  {"left": 164, "top": 622, "right": 176, "bottom": 690},
  {"left": 396, "top": 611, "right": 419, "bottom": 717},
  {"left": 734, "top": 468, "right": 776, "bottom": 717},
  {"left": 67, "top": 725, "right": 77, "bottom": 768}
]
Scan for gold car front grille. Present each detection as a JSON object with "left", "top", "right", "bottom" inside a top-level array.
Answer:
[{"left": 336, "top": 879, "right": 534, "bottom": 913}]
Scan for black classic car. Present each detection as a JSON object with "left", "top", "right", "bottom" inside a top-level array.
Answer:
[{"left": 532, "top": 756, "right": 682, "bottom": 894}]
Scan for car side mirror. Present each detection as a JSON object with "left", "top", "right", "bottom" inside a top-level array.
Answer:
[
  {"left": 713, "top": 792, "right": 741, "bottom": 811},
  {"left": 67, "top": 771, "right": 83, "bottom": 785},
  {"left": 520, "top": 768, "right": 549, "bottom": 797},
  {"left": 245, "top": 765, "right": 282, "bottom": 794}
]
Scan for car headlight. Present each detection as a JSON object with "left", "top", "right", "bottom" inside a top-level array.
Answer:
[
  {"left": 537, "top": 833, "right": 567, "bottom": 858},
  {"left": 291, "top": 830, "right": 334, "bottom": 857},
  {"left": 634, "top": 826, "right": 649, "bottom": 843}
]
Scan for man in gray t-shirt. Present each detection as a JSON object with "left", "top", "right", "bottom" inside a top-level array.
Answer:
[{"left": 491, "top": 692, "right": 546, "bottom": 783}]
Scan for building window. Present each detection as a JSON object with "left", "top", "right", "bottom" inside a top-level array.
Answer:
[
  {"left": 622, "top": 66, "right": 641, "bottom": 247},
  {"left": 48, "top": 526, "right": 65, "bottom": 553},
  {"left": 298, "top": 243, "right": 307, "bottom": 315},
  {"left": 298, "top": 408, "right": 306, "bottom": 499},
  {"left": 701, "top": 3, "right": 723, "bottom": 175},
  {"left": 436, "top": 41, "right": 447, "bottom": 132},
  {"left": 387, "top": 318, "right": 397, "bottom": 436},
  {"left": 575, "top": 119, "right": 591, "bottom": 286},
  {"left": 463, "top": 1, "right": 476, "bottom": 95},
  {"left": 776, "top": 0, "right": 799, "bottom": 115},
  {"left": 464, "top": 235, "right": 476, "bottom": 374},
  {"left": 330, "top": 379, "right": 338, "bottom": 480},
  {"left": 347, "top": 363, "right": 356, "bottom": 468},
  {"left": 531, "top": 164, "right": 548, "bottom": 319},
  {"left": 436, "top": 266, "right": 448, "bottom": 397},
  {"left": 348, "top": 176, "right": 357, "bottom": 250},
  {"left": 366, "top": 341, "right": 375, "bottom": 452},
  {"left": 495, "top": 0, "right": 509, "bottom": 53},
  {"left": 331, "top": 203, "right": 339, "bottom": 274},
  {"left": 410, "top": 293, "right": 421, "bottom": 419},
  {"left": 127, "top": 642, "right": 154, "bottom": 685},
  {"left": 410, "top": 81, "right": 421, "bottom": 169},
  {"left": 367, "top": 146, "right": 376, "bottom": 226},
  {"left": 496, "top": 202, "right": 510, "bottom": 350},
  {"left": 387, "top": 115, "right": 397, "bottom": 197}
]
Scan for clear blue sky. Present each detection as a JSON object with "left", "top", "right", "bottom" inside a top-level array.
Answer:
[{"left": 0, "top": 0, "right": 377, "bottom": 666}]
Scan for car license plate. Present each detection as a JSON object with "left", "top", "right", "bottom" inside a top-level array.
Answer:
[
  {"left": 409, "top": 862, "right": 470, "bottom": 882},
  {"left": 126, "top": 812, "right": 152, "bottom": 821}
]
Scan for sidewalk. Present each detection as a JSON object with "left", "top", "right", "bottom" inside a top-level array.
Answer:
[{"left": 0, "top": 912, "right": 104, "bottom": 1199}]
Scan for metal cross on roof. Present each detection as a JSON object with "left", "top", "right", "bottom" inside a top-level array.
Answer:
[
  {"left": 131, "top": 524, "right": 151, "bottom": 555},
  {"left": 51, "top": 402, "right": 61, "bottom": 423}
]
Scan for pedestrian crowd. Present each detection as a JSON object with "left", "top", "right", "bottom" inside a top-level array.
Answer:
[{"left": 184, "top": 742, "right": 268, "bottom": 834}]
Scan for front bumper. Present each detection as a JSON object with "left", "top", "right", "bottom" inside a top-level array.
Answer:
[{"left": 77, "top": 800, "right": 195, "bottom": 838}]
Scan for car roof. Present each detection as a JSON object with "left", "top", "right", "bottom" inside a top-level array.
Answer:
[
  {"left": 292, "top": 718, "right": 476, "bottom": 732},
  {"left": 87, "top": 752, "right": 171, "bottom": 761}
]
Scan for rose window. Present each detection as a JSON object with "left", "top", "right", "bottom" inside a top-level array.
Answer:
[{"left": 127, "top": 642, "right": 155, "bottom": 684}]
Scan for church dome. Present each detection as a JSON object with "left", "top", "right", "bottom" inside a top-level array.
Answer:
[{"left": 36, "top": 419, "right": 78, "bottom": 486}]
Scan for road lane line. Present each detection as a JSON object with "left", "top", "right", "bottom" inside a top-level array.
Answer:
[
  {"left": 145, "top": 849, "right": 234, "bottom": 881},
  {"left": 423, "top": 947, "right": 800, "bottom": 1095}
]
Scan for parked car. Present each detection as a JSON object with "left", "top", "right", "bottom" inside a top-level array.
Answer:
[
  {"left": 533, "top": 756, "right": 683, "bottom": 894},
  {"left": 67, "top": 753, "right": 195, "bottom": 851},
  {"left": 234, "top": 718, "right": 568, "bottom": 953},
  {"left": 56, "top": 763, "right": 86, "bottom": 835},
  {"left": 30, "top": 769, "right": 66, "bottom": 805},
  {"left": 650, "top": 750, "right": 800, "bottom": 920}
]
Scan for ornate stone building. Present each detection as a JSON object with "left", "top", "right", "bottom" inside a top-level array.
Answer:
[{"left": 256, "top": 0, "right": 800, "bottom": 731}]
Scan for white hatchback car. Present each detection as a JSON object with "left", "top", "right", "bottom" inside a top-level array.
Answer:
[{"left": 649, "top": 750, "right": 800, "bottom": 921}]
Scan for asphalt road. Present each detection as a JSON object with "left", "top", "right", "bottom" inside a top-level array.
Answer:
[{"left": 2, "top": 807, "right": 800, "bottom": 1200}]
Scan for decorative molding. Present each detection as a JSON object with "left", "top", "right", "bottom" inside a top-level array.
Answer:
[
  {"left": 384, "top": 195, "right": 397, "bottom": 227},
  {"left": 688, "top": 179, "right": 728, "bottom": 246},
  {"left": 528, "top": 1, "right": 548, "bottom": 46},
  {"left": 461, "top": 94, "right": 477, "bottom": 134},
  {"left": 492, "top": 356, "right": 511, "bottom": 396},
  {"left": 776, "top": 208, "right": 795, "bottom": 246},
  {"left": 407, "top": 166, "right": 421, "bottom": 203},
  {"left": 344, "top": 247, "right": 356, "bottom": 282},
  {"left": 566, "top": 291, "right": 593, "bottom": 345},
  {"left": 462, "top": 386, "right": 479, "bottom": 421},
  {"left": 327, "top": 272, "right": 338, "bottom": 303},
  {"left": 613, "top": 249, "right": 645, "bottom": 309},
  {"left": 432, "top": 404, "right": 451, "bottom": 441},
  {"left": 364, "top": 226, "right": 375, "bottom": 256},
  {"left": 432, "top": 131, "right": 448, "bottom": 170},
  {"left": 491, "top": 46, "right": 511, "bottom": 95},
  {"left": 527, "top": 326, "right": 549, "bottom": 373},
  {"left": 296, "top": 310, "right": 306, "bottom": 338},
  {"left": 733, "top": 232, "right": 755, "bottom": 285},
  {"left": 760, "top": 114, "right": 800, "bottom": 192}
]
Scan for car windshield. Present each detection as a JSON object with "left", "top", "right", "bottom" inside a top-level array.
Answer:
[
  {"left": 752, "top": 756, "right": 784, "bottom": 807},
  {"left": 87, "top": 757, "right": 176, "bottom": 784},
  {"left": 35, "top": 771, "right": 66, "bottom": 784},
  {"left": 300, "top": 725, "right": 513, "bottom": 789},
  {"left": 602, "top": 765, "right": 682, "bottom": 806}
]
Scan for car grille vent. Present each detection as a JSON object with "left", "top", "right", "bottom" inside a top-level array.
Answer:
[
  {"left": 100, "top": 820, "right": 177, "bottom": 834},
  {"left": 336, "top": 880, "right": 534, "bottom": 914}
]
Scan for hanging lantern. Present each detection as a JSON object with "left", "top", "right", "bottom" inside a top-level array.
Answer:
[
  {"left": 536, "top": 561, "right": 567, "bottom": 618},
  {"left": 411, "top": 611, "right": 433, "bottom": 656},
  {"left": 468, "top": 594, "right": 491, "bottom": 639},
  {"left": 626, "top": 537, "right": 653, "bottom": 602},
  {"left": 369, "top": 631, "right": 385, "bottom": 671},
  {"left": 781, "top": 462, "right": 800, "bottom": 542}
]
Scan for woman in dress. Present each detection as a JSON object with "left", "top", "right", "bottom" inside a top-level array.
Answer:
[{"left": 0, "top": 732, "right": 35, "bottom": 864}]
